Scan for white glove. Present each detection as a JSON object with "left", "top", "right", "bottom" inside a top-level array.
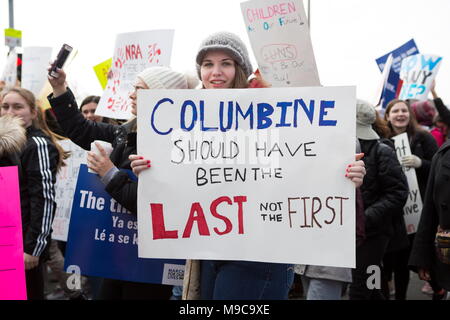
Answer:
[{"left": 401, "top": 155, "right": 422, "bottom": 168}]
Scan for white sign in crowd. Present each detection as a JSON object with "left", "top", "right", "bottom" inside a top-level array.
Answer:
[
  {"left": 392, "top": 133, "right": 423, "bottom": 234},
  {"left": 399, "top": 53, "right": 443, "bottom": 101},
  {"left": 21, "top": 47, "right": 53, "bottom": 96},
  {"left": 96, "top": 29, "right": 174, "bottom": 120},
  {"left": 137, "top": 86, "right": 356, "bottom": 268},
  {"left": 0, "top": 49, "right": 17, "bottom": 88},
  {"left": 51, "top": 140, "right": 87, "bottom": 242}
]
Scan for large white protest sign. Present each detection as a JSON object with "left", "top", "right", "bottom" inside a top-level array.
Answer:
[
  {"left": 22, "top": 47, "right": 53, "bottom": 96},
  {"left": 52, "top": 140, "right": 87, "bottom": 241},
  {"left": 241, "top": 0, "right": 320, "bottom": 87},
  {"left": 1, "top": 49, "right": 17, "bottom": 88},
  {"left": 399, "top": 54, "right": 443, "bottom": 101},
  {"left": 96, "top": 30, "right": 174, "bottom": 120},
  {"left": 137, "top": 86, "right": 356, "bottom": 268},
  {"left": 392, "top": 133, "right": 423, "bottom": 234}
]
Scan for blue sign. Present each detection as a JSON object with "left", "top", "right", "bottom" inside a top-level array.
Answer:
[
  {"left": 64, "top": 164, "right": 185, "bottom": 285},
  {"left": 376, "top": 39, "right": 419, "bottom": 73},
  {"left": 375, "top": 39, "right": 420, "bottom": 108}
]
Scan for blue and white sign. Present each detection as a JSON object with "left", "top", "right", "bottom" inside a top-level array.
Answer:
[
  {"left": 64, "top": 164, "right": 184, "bottom": 285},
  {"left": 399, "top": 54, "right": 443, "bottom": 101}
]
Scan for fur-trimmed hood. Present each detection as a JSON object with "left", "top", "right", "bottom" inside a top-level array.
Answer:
[{"left": 0, "top": 115, "right": 26, "bottom": 157}]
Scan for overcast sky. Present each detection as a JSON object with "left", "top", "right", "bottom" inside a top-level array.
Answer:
[{"left": 1, "top": 0, "right": 450, "bottom": 104}]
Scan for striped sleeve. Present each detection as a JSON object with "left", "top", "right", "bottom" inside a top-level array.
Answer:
[{"left": 29, "top": 136, "right": 56, "bottom": 257}]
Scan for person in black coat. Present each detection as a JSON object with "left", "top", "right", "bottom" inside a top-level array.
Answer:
[
  {"left": 349, "top": 100, "right": 409, "bottom": 300},
  {"left": 385, "top": 99, "right": 438, "bottom": 201},
  {"left": 409, "top": 140, "right": 450, "bottom": 293},
  {"left": 47, "top": 66, "right": 197, "bottom": 300}
]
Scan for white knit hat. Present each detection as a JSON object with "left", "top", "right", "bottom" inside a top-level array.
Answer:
[{"left": 137, "top": 66, "right": 189, "bottom": 89}]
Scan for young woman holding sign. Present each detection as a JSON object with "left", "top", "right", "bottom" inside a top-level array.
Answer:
[
  {"left": 130, "top": 31, "right": 367, "bottom": 300},
  {"left": 47, "top": 66, "right": 197, "bottom": 300},
  {"left": 383, "top": 99, "right": 440, "bottom": 300},
  {"left": 385, "top": 99, "right": 438, "bottom": 196}
]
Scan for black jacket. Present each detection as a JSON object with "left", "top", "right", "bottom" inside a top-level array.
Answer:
[
  {"left": 48, "top": 89, "right": 138, "bottom": 214},
  {"left": 359, "top": 139, "right": 409, "bottom": 238},
  {"left": 410, "top": 130, "right": 438, "bottom": 199},
  {"left": 20, "top": 126, "right": 58, "bottom": 258},
  {"left": 409, "top": 140, "right": 450, "bottom": 290}
]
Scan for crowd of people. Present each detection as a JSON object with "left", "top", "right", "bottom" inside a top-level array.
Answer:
[{"left": 1, "top": 30, "right": 450, "bottom": 301}]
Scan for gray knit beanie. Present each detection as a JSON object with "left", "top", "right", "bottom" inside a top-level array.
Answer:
[
  {"left": 137, "top": 66, "right": 189, "bottom": 89},
  {"left": 356, "top": 99, "right": 380, "bottom": 140},
  {"left": 196, "top": 31, "right": 253, "bottom": 79}
]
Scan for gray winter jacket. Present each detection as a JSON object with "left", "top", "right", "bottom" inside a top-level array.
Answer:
[{"left": 295, "top": 264, "right": 352, "bottom": 283}]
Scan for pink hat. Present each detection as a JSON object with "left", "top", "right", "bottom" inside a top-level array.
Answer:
[{"left": 411, "top": 100, "right": 436, "bottom": 127}]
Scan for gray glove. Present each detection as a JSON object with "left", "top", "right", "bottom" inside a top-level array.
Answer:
[{"left": 401, "top": 155, "right": 422, "bottom": 168}]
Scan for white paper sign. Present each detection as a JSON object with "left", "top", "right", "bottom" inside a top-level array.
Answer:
[
  {"left": 1, "top": 50, "right": 17, "bottom": 88},
  {"left": 161, "top": 263, "right": 185, "bottom": 286},
  {"left": 241, "top": 0, "right": 320, "bottom": 87},
  {"left": 392, "top": 133, "right": 423, "bottom": 234},
  {"left": 137, "top": 86, "right": 356, "bottom": 268},
  {"left": 399, "top": 54, "right": 443, "bottom": 101},
  {"left": 96, "top": 30, "right": 174, "bottom": 120},
  {"left": 22, "top": 47, "right": 53, "bottom": 96},
  {"left": 52, "top": 140, "right": 87, "bottom": 241}
]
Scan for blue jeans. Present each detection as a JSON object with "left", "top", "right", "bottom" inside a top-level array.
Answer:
[
  {"left": 200, "top": 260, "right": 294, "bottom": 300},
  {"left": 170, "top": 285, "right": 183, "bottom": 300},
  {"left": 301, "top": 276, "right": 344, "bottom": 300}
]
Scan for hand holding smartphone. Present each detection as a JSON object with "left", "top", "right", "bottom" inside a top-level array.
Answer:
[{"left": 49, "top": 44, "right": 73, "bottom": 78}]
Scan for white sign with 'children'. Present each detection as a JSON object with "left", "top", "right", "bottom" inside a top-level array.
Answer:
[{"left": 241, "top": 0, "right": 320, "bottom": 87}]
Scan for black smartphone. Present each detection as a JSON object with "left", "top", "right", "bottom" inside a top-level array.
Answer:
[{"left": 49, "top": 44, "right": 73, "bottom": 77}]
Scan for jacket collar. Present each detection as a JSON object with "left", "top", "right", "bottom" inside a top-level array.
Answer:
[{"left": 438, "top": 140, "right": 450, "bottom": 154}]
